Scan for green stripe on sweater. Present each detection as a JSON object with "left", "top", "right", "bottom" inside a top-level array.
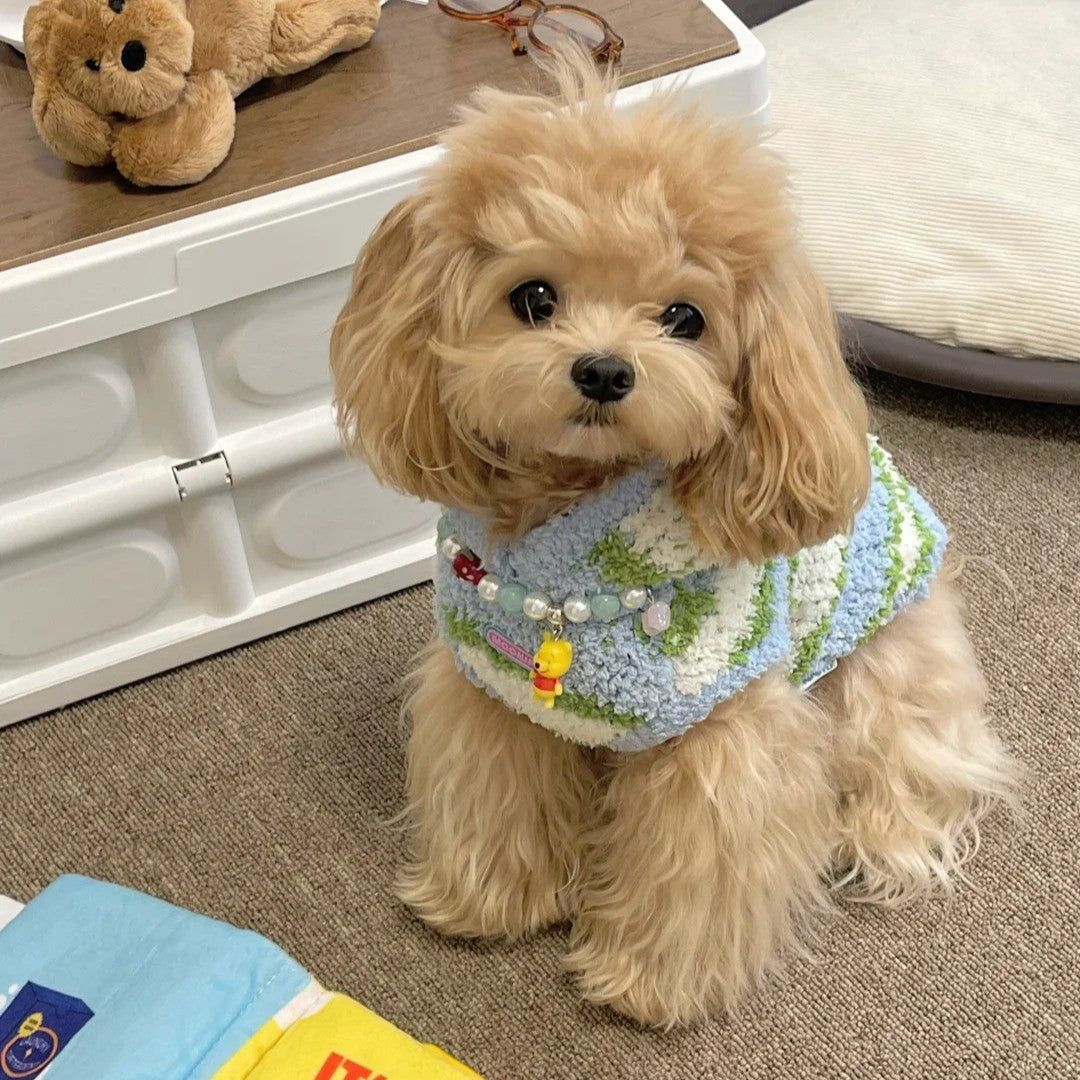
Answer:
[
  {"left": 559, "top": 689, "right": 646, "bottom": 730},
  {"left": 859, "top": 446, "right": 907, "bottom": 644},
  {"left": 442, "top": 604, "right": 646, "bottom": 729},
  {"left": 589, "top": 529, "right": 671, "bottom": 587},
  {"left": 654, "top": 580, "right": 718, "bottom": 658},
  {"left": 728, "top": 563, "right": 776, "bottom": 667},
  {"left": 907, "top": 485, "right": 938, "bottom": 585},
  {"left": 442, "top": 605, "right": 532, "bottom": 680}
]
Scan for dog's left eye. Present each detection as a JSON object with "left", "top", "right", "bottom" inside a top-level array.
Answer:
[
  {"left": 659, "top": 302, "right": 705, "bottom": 341},
  {"left": 509, "top": 280, "right": 557, "bottom": 326},
  {"left": 109, "top": 0, "right": 125, "bottom": 12},
  {"left": 85, "top": 58, "right": 100, "bottom": 71}
]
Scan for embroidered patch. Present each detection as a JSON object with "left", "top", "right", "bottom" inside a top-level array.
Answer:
[
  {"left": 485, "top": 626, "right": 533, "bottom": 669},
  {"left": 0, "top": 983, "right": 93, "bottom": 1078}
]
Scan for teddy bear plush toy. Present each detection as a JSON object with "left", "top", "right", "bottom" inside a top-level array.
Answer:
[{"left": 23, "top": 0, "right": 380, "bottom": 186}]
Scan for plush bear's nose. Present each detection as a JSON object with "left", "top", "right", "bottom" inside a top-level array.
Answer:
[
  {"left": 571, "top": 354, "right": 636, "bottom": 403},
  {"left": 121, "top": 40, "right": 147, "bottom": 72}
]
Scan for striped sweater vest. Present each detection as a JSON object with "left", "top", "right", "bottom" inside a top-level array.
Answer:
[{"left": 435, "top": 439, "right": 947, "bottom": 751}]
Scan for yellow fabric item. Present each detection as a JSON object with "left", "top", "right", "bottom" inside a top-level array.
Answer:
[
  {"left": 211, "top": 1016, "right": 286, "bottom": 1080},
  {"left": 219, "top": 993, "right": 481, "bottom": 1080}
]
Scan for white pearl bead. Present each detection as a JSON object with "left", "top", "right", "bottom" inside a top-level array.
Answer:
[
  {"left": 562, "top": 595, "right": 591, "bottom": 623},
  {"left": 620, "top": 586, "right": 648, "bottom": 610},
  {"left": 523, "top": 590, "right": 553, "bottom": 620},
  {"left": 477, "top": 575, "right": 501, "bottom": 602},
  {"left": 441, "top": 536, "right": 462, "bottom": 560}
]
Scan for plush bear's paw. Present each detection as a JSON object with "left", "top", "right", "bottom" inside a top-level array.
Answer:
[{"left": 112, "top": 71, "right": 236, "bottom": 187}]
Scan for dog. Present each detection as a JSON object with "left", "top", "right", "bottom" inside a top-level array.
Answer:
[{"left": 329, "top": 60, "right": 1016, "bottom": 1027}]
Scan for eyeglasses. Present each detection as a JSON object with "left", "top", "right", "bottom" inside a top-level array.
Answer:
[{"left": 438, "top": 0, "right": 623, "bottom": 62}]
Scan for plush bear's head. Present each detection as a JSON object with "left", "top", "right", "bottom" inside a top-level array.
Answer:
[{"left": 24, "top": 0, "right": 194, "bottom": 165}]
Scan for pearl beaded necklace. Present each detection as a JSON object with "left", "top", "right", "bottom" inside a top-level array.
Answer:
[{"left": 437, "top": 522, "right": 672, "bottom": 638}]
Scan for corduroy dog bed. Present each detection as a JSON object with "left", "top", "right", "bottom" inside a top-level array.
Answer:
[{"left": 757, "top": 0, "right": 1080, "bottom": 403}]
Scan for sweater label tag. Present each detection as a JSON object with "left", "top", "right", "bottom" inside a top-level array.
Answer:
[{"left": 485, "top": 626, "right": 533, "bottom": 669}]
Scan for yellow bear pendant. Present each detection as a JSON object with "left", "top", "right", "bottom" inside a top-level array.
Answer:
[{"left": 532, "top": 631, "right": 573, "bottom": 708}]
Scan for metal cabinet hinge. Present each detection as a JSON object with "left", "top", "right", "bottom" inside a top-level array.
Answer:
[{"left": 172, "top": 451, "right": 233, "bottom": 501}]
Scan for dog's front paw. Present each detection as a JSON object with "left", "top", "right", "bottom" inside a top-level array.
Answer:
[
  {"left": 566, "top": 917, "right": 715, "bottom": 1028},
  {"left": 397, "top": 855, "right": 571, "bottom": 941}
]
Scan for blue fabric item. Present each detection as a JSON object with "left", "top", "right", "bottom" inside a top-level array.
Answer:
[
  {"left": 0, "top": 875, "right": 310, "bottom": 1079},
  {"left": 435, "top": 439, "right": 947, "bottom": 751}
]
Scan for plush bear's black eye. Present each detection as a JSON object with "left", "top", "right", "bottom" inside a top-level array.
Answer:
[
  {"left": 508, "top": 280, "right": 558, "bottom": 325},
  {"left": 109, "top": 0, "right": 125, "bottom": 13},
  {"left": 659, "top": 302, "right": 705, "bottom": 341},
  {"left": 85, "top": 58, "right": 100, "bottom": 71}
]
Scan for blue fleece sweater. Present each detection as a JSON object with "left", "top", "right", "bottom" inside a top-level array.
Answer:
[{"left": 435, "top": 439, "right": 947, "bottom": 751}]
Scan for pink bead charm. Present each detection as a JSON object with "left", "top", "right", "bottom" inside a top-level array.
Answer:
[{"left": 641, "top": 600, "right": 671, "bottom": 637}]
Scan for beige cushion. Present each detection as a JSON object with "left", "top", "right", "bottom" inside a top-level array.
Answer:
[{"left": 757, "top": 0, "right": 1080, "bottom": 364}]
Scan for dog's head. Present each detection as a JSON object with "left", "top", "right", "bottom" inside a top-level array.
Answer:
[
  {"left": 331, "top": 60, "right": 869, "bottom": 560},
  {"left": 25, "top": 0, "right": 193, "bottom": 164}
]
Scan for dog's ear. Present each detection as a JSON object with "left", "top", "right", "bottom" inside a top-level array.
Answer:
[
  {"left": 330, "top": 195, "right": 489, "bottom": 507},
  {"left": 24, "top": 2, "right": 113, "bottom": 166},
  {"left": 674, "top": 253, "right": 869, "bottom": 561}
]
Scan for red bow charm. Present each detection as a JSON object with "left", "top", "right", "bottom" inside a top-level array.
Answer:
[{"left": 453, "top": 550, "right": 487, "bottom": 585}]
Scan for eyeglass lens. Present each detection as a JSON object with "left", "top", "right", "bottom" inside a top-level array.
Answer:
[
  {"left": 442, "top": 0, "right": 515, "bottom": 13},
  {"left": 531, "top": 9, "right": 607, "bottom": 52}
]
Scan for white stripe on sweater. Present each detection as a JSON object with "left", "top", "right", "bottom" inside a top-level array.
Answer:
[{"left": 672, "top": 561, "right": 763, "bottom": 695}]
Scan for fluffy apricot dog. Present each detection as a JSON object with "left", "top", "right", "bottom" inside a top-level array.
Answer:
[{"left": 330, "top": 62, "right": 1016, "bottom": 1027}]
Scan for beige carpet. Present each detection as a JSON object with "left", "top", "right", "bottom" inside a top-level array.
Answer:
[{"left": 1, "top": 372, "right": 1077, "bottom": 1079}]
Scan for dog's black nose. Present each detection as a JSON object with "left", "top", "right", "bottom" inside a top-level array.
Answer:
[
  {"left": 571, "top": 354, "right": 635, "bottom": 403},
  {"left": 121, "top": 40, "right": 147, "bottom": 72}
]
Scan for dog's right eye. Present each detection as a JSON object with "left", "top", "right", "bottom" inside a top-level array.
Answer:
[
  {"left": 509, "top": 280, "right": 557, "bottom": 326},
  {"left": 109, "top": 0, "right": 125, "bottom": 12},
  {"left": 659, "top": 302, "right": 705, "bottom": 341},
  {"left": 85, "top": 58, "right": 100, "bottom": 71}
]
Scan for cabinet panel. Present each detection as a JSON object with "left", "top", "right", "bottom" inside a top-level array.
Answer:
[
  {"left": 0, "top": 344, "right": 149, "bottom": 502},
  {"left": 194, "top": 270, "right": 350, "bottom": 435},
  {"left": 238, "top": 459, "right": 437, "bottom": 592},
  {"left": 0, "top": 529, "right": 183, "bottom": 665}
]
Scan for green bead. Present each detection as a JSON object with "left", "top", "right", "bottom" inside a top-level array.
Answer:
[
  {"left": 436, "top": 515, "right": 454, "bottom": 542},
  {"left": 590, "top": 593, "right": 621, "bottom": 621},
  {"left": 498, "top": 583, "right": 527, "bottom": 613}
]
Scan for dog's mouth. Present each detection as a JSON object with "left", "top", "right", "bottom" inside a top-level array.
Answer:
[{"left": 573, "top": 403, "right": 618, "bottom": 429}]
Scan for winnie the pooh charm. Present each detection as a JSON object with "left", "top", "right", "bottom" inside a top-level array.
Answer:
[{"left": 532, "top": 631, "right": 572, "bottom": 708}]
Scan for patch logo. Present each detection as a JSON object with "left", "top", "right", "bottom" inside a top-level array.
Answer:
[
  {"left": 2, "top": 1018, "right": 57, "bottom": 1077},
  {"left": 0, "top": 984, "right": 93, "bottom": 1078},
  {"left": 484, "top": 626, "right": 533, "bottom": 669}
]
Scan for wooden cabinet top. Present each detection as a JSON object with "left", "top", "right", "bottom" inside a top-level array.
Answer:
[{"left": 0, "top": 1, "right": 738, "bottom": 273}]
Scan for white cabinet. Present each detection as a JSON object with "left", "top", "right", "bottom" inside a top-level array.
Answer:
[{"left": 0, "top": 285, "right": 440, "bottom": 725}]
